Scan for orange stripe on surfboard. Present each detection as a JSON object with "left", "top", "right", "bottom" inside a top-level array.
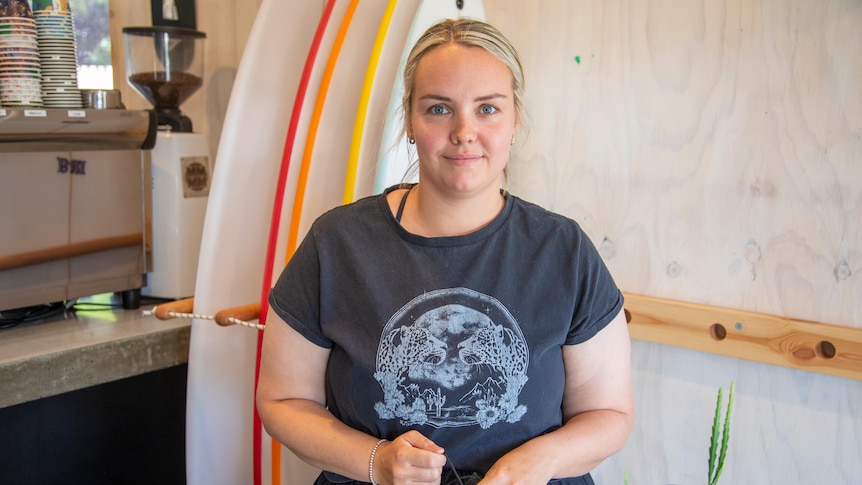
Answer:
[
  {"left": 287, "top": 0, "right": 360, "bottom": 264},
  {"left": 271, "top": 444, "right": 280, "bottom": 485}
]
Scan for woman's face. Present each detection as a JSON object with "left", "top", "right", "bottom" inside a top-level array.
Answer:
[{"left": 409, "top": 43, "right": 518, "bottom": 200}]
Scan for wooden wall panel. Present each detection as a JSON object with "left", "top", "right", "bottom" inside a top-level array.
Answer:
[
  {"left": 486, "top": 0, "right": 860, "bottom": 328},
  {"left": 483, "top": 0, "right": 861, "bottom": 483}
]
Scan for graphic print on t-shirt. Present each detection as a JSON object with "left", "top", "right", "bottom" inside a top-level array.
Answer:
[{"left": 374, "top": 288, "right": 529, "bottom": 429}]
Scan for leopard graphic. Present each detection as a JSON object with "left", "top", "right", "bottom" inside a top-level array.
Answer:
[
  {"left": 376, "top": 324, "right": 447, "bottom": 375},
  {"left": 458, "top": 325, "right": 529, "bottom": 377},
  {"left": 458, "top": 324, "right": 528, "bottom": 376},
  {"left": 457, "top": 324, "right": 529, "bottom": 428},
  {"left": 374, "top": 325, "right": 448, "bottom": 425}
]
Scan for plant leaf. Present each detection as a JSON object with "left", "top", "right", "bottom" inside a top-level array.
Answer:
[
  {"left": 712, "top": 382, "right": 735, "bottom": 485},
  {"left": 707, "top": 386, "right": 724, "bottom": 483}
]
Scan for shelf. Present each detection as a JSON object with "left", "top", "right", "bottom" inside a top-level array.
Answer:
[{"left": 0, "top": 108, "right": 156, "bottom": 152}]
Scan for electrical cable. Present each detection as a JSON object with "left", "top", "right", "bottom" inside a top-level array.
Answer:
[{"left": 0, "top": 301, "right": 69, "bottom": 330}]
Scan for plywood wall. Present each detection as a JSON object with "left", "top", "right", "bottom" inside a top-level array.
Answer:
[
  {"left": 107, "top": 1, "right": 861, "bottom": 483},
  {"left": 483, "top": 0, "right": 861, "bottom": 483},
  {"left": 486, "top": 0, "right": 860, "bottom": 328}
]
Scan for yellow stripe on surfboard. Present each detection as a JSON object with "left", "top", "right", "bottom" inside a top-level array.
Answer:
[{"left": 344, "top": 0, "right": 399, "bottom": 204}]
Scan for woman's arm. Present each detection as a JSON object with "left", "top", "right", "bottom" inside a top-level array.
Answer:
[
  {"left": 480, "top": 309, "right": 635, "bottom": 484},
  {"left": 256, "top": 312, "right": 447, "bottom": 484}
]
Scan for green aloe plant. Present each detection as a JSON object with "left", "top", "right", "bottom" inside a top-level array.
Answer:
[
  {"left": 707, "top": 382, "right": 735, "bottom": 485},
  {"left": 623, "top": 382, "right": 736, "bottom": 485}
]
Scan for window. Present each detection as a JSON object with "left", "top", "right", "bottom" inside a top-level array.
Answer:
[{"left": 74, "top": 0, "right": 112, "bottom": 89}]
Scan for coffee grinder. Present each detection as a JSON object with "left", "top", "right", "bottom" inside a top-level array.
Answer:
[{"left": 123, "top": 25, "right": 210, "bottom": 299}]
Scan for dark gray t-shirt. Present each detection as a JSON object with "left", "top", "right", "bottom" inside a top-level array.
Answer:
[{"left": 269, "top": 185, "right": 623, "bottom": 483}]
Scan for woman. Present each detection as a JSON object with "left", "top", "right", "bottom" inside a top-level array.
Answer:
[{"left": 257, "top": 18, "right": 633, "bottom": 485}]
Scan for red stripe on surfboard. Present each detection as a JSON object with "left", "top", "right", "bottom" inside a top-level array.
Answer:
[
  {"left": 253, "top": 2, "right": 338, "bottom": 485},
  {"left": 265, "top": 1, "right": 360, "bottom": 483}
]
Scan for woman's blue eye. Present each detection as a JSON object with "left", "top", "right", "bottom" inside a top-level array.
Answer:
[
  {"left": 480, "top": 105, "right": 497, "bottom": 115},
  {"left": 431, "top": 105, "right": 447, "bottom": 115}
]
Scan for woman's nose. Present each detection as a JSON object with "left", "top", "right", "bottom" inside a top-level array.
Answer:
[{"left": 450, "top": 114, "right": 477, "bottom": 144}]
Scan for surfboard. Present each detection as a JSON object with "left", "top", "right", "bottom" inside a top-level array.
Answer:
[
  {"left": 252, "top": 2, "right": 345, "bottom": 483},
  {"left": 256, "top": 0, "right": 377, "bottom": 483},
  {"left": 372, "top": 0, "right": 487, "bottom": 194},
  {"left": 258, "top": 0, "right": 338, "bottom": 331},
  {"left": 190, "top": 2, "right": 488, "bottom": 485},
  {"left": 344, "top": 0, "right": 400, "bottom": 204},
  {"left": 284, "top": 0, "right": 358, "bottom": 259},
  {"left": 185, "top": 1, "right": 324, "bottom": 484}
]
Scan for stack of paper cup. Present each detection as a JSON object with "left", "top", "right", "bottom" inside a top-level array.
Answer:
[
  {"left": 0, "top": 0, "right": 42, "bottom": 107},
  {"left": 33, "top": 0, "right": 81, "bottom": 108}
]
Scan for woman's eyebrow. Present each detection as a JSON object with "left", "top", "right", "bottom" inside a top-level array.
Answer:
[
  {"left": 418, "top": 93, "right": 508, "bottom": 102},
  {"left": 475, "top": 93, "right": 508, "bottom": 102}
]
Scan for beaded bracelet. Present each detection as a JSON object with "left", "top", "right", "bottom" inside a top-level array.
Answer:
[{"left": 369, "top": 438, "right": 387, "bottom": 485}]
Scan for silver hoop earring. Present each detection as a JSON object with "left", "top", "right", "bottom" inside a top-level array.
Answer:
[{"left": 510, "top": 136, "right": 515, "bottom": 146}]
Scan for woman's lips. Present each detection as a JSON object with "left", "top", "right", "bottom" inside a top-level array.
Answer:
[{"left": 445, "top": 153, "right": 482, "bottom": 164}]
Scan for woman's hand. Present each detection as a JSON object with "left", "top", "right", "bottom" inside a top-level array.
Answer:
[
  {"left": 374, "top": 430, "right": 447, "bottom": 485},
  {"left": 476, "top": 447, "right": 553, "bottom": 485},
  {"left": 259, "top": 319, "right": 446, "bottom": 483}
]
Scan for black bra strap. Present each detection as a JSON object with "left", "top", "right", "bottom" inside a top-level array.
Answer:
[{"left": 395, "top": 185, "right": 414, "bottom": 223}]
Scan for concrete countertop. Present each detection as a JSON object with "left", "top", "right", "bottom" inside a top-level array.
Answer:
[{"left": 0, "top": 296, "right": 191, "bottom": 408}]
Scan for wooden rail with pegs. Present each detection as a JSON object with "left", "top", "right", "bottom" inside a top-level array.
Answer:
[{"left": 623, "top": 292, "right": 862, "bottom": 381}]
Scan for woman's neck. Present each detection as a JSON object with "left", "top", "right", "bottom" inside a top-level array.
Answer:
[{"left": 390, "top": 183, "right": 505, "bottom": 237}]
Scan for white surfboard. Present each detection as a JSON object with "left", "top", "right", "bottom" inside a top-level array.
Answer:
[
  {"left": 185, "top": 1, "right": 327, "bottom": 484},
  {"left": 189, "top": 1, "right": 489, "bottom": 484},
  {"left": 258, "top": 0, "right": 339, "bottom": 333},
  {"left": 373, "top": 0, "right": 487, "bottom": 194},
  {"left": 260, "top": 1, "right": 367, "bottom": 482},
  {"left": 255, "top": 1, "right": 350, "bottom": 483},
  {"left": 253, "top": 0, "right": 402, "bottom": 484}
]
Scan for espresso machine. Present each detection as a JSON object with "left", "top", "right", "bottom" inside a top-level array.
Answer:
[{"left": 123, "top": 25, "right": 209, "bottom": 299}]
